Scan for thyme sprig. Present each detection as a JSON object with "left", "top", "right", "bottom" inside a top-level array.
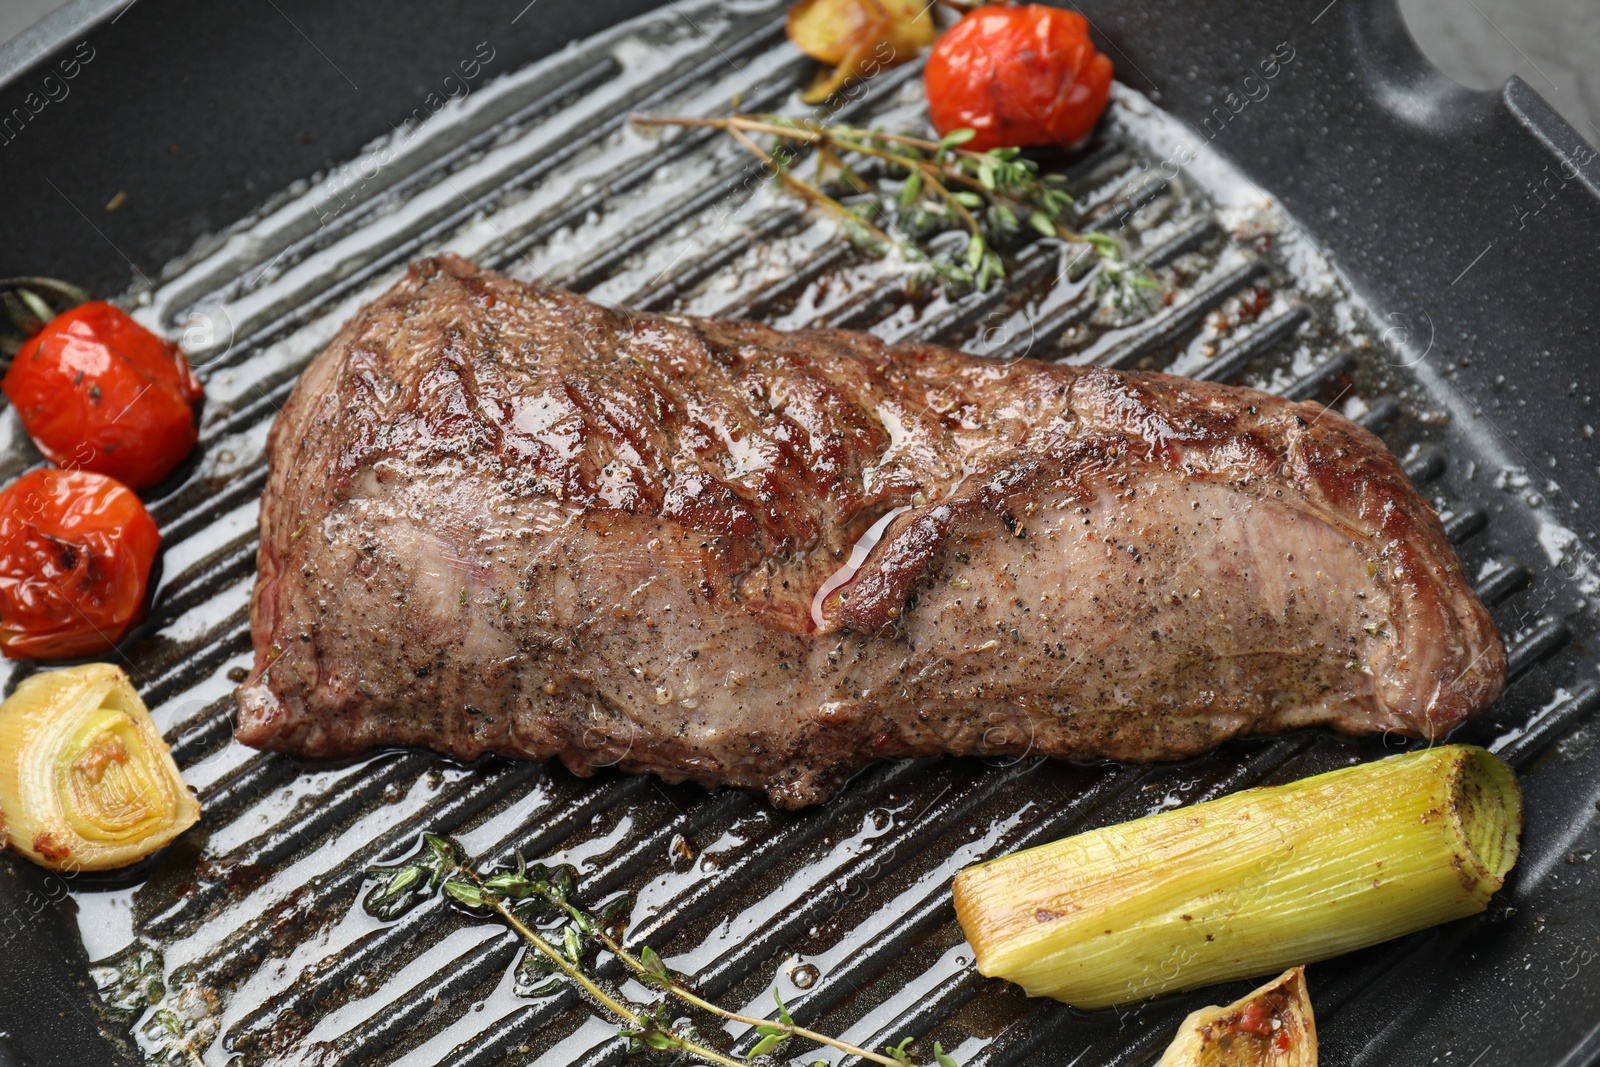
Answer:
[
  {"left": 632, "top": 112, "right": 1159, "bottom": 311},
  {"left": 363, "top": 834, "right": 959, "bottom": 1066}
]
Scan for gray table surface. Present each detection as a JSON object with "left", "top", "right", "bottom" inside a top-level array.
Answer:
[
  {"left": 1, "top": 0, "right": 1595, "bottom": 149},
  {"left": 1399, "top": 0, "right": 1598, "bottom": 142}
]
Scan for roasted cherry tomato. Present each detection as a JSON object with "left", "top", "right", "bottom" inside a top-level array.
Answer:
[
  {"left": 4, "top": 301, "right": 202, "bottom": 489},
  {"left": 924, "top": 4, "right": 1114, "bottom": 152},
  {"left": 0, "top": 468, "right": 160, "bottom": 660}
]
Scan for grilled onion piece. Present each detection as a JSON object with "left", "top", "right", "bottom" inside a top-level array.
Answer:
[
  {"left": 1155, "top": 967, "right": 1317, "bottom": 1066},
  {"left": 0, "top": 663, "right": 199, "bottom": 871},
  {"left": 953, "top": 745, "right": 1521, "bottom": 1008},
  {"left": 787, "top": 0, "right": 936, "bottom": 102}
]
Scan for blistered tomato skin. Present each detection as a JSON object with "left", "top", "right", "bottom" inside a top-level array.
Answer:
[
  {"left": 0, "top": 469, "right": 159, "bottom": 660},
  {"left": 3, "top": 302, "right": 202, "bottom": 489},
  {"left": 924, "top": 4, "right": 1114, "bottom": 152}
]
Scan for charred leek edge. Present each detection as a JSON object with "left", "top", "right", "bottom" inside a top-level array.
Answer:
[
  {"left": 1154, "top": 966, "right": 1317, "bottom": 1067},
  {"left": 0, "top": 663, "right": 199, "bottom": 871},
  {"left": 953, "top": 745, "right": 1521, "bottom": 1009}
]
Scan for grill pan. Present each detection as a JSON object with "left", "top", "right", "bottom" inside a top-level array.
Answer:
[{"left": 1, "top": 1, "right": 1599, "bottom": 1065}]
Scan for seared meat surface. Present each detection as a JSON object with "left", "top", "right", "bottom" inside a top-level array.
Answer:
[{"left": 236, "top": 255, "right": 1503, "bottom": 808}]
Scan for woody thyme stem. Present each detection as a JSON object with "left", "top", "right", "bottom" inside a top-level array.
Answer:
[
  {"left": 459, "top": 859, "right": 924, "bottom": 1067},
  {"left": 372, "top": 837, "right": 960, "bottom": 1066},
  {"left": 471, "top": 873, "right": 748, "bottom": 1067},
  {"left": 633, "top": 113, "right": 1101, "bottom": 248},
  {"left": 723, "top": 125, "right": 899, "bottom": 250},
  {"left": 546, "top": 896, "right": 912, "bottom": 1067}
]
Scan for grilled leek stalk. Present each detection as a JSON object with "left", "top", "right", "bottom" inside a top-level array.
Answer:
[
  {"left": 0, "top": 663, "right": 199, "bottom": 871},
  {"left": 953, "top": 745, "right": 1521, "bottom": 1008},
  {"left": 1155, "top": 967, "right": 1317, "bottom": 1066}
]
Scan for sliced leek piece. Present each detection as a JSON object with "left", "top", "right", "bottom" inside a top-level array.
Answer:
[
  {"left": 0, "top": 663, "right": 199, "bottom": 871},
  {"left": 953, "top": 745, "right": 1521, "bottom": 1008},
  {"left": 787, "top": 0, "right": 937, "bottom": 103},
  {"left": 1155, "top": 967, "right": 1317, "bottom": 1066}
]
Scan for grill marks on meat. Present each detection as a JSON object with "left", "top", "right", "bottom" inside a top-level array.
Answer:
[{"left": 235, "top": 255, "right": 1504, "bottom": 808}]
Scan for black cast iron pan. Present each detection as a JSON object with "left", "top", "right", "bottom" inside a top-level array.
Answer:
[{"left": 0, "top": 1, "right": 1596, "bottom": 1064}]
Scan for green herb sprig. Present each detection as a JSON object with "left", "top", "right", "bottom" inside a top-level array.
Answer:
[
  {"left": 631, "top": 112, "right": 1159, "bottom": 312},
  {"left": 363, "top": 834, "right": 961, "bottom": 1067}
]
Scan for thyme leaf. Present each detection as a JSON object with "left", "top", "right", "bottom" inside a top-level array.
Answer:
[{"left": 363, "top": 832, "right": 460, "bottom": 920}]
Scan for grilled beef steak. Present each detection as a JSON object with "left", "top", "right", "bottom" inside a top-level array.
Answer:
[{"left": 236, "top": 255, "right": 1504, "bottom": 808}]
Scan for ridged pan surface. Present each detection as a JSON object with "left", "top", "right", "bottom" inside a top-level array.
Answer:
[{"left": 8, "top": 2, "right": 1597, "bottom": 1065}]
